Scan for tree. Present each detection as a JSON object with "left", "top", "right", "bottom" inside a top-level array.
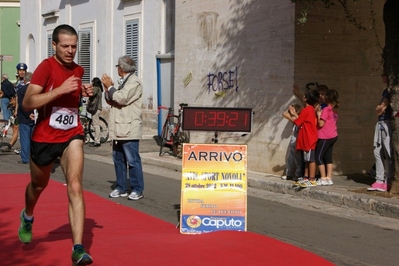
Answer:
[{"left": 291, "top": 0, "right": 399, "bottom": 194}]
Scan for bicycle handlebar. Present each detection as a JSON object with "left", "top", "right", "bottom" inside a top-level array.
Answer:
[
  {"left": 158, "top": 105, "right": 172, "bottom": 115},
  {"left": 158, "top": 103, "right": 188, "bottom": 114}
]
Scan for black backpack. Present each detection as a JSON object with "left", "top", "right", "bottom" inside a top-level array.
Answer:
[{"left": 86, "top": 89, "right": 101, "bottom": 115}]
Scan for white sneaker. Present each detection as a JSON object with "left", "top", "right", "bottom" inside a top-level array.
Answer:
[
  {"left": 300, "top": 179, "right": 317, "bottom": 187},
  {"left": 109, "top": 189, "right": 128, "bottom": 198},
  {"left": 326, "top": 179, "right": 333, "bottom": 185},
  {"left": 128, "top": 191, "right": 144, "bottom": 201},
  {"left": 316, "top": 178, "right": 329, "bottom": 186}
]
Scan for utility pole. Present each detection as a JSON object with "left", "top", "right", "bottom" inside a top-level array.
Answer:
[{"left": 0, "top": 55, "right": 3, "bottom": 78}]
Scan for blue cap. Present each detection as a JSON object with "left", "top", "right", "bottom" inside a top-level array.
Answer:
[{"left": 16, "top": 63, "right": 28, "bottom": 70}]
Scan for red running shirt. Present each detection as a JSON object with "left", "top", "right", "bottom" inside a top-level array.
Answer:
[
  {"left": 294, "top": 105, "right": 318, "bottom": 151},
  {"left": 30, "top": 57, "right": 84, "bottom": 143}
]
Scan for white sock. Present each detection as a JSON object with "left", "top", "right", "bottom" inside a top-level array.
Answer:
[{"left": 23, "top": 212, "right": 33, "bottom": 221}]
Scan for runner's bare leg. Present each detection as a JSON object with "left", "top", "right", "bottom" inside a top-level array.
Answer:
[
  {"left": 25, "top": 162, "right": 53, "bottom": 216},
  {"left": 60, "top": 139, "right": 85, "bottom": 245}
]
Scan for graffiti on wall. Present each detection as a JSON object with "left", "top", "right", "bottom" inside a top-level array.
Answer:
[{"left": 207, "top": 66, "right": 238, "bottom": 95}]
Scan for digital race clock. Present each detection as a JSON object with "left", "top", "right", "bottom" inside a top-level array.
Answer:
[{"left": 182, "top": 106, "right": 252, "bottom": 132}]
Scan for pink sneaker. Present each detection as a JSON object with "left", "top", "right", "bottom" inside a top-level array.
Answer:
[{"left": 367, "top": 182, "right": 387, "bottom": 192}]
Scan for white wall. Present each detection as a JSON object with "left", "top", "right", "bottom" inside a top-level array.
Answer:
[
  {"left": 21, "top": 0, "right": 385, "bottom": 174},
  {"left": 174, "top": 0, "right": 386, "bottom": 175},
  {"left": 175, "top": 0, "right": 296, "bottom": 173},
  {"left": 19, "top": 0, "right": 168, "bottom": 133}
]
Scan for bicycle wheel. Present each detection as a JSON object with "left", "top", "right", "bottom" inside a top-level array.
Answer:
[
  {"left": 0, "top": 119, "right": 12, "bottom": 149},
  {"left": 79, "top": 115, "right": 91, "bottom": 143},
  {"left": 173, "top": 130, "right": 190, "bottom": 159},
  {"left": 159, "top": 121, "right": 171, "bottom": 156},
  {"left": 88, "top": 116, "right": 109, "bottom": 143}
]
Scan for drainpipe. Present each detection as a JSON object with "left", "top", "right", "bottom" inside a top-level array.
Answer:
[{"left": 156, "top": 57, "right": 162, "bottom": 135}]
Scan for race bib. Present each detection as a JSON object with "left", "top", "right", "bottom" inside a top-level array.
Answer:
[{"left": 49, "top": 107, "right": 78, "bottom": 130}]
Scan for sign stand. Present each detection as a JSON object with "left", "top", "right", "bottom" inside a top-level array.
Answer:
[
  {"left": 177, "top": 106, "right": 253, "bottom": 234},
  {"left": 180, "top": 143, "right": 248, "bottom": 234}
]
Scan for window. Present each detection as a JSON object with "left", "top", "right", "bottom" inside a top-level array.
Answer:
[
  {"left": 126, "top": 19, "right": 139, "bottom": 76},
  {"left": 78, "top": 30, "right": 92, "bottom": 83},
  {"left": 47, "top": 34, "right": 54, "bottom": 58}
]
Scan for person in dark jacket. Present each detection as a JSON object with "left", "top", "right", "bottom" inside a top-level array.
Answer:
[
  {"left": 1, "top": 74, "right": 16, "bottom": 121},
  {"left": 16, "top": 72, "right": 35, "bottom": 164}
]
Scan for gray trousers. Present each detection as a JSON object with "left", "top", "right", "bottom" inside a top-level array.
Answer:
[{"left": 373, "top": 120, "right": 393, "bottom": 183}]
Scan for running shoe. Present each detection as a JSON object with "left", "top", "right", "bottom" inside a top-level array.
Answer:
[
  {"left": 109, "top": 189, "right": 128, "bottom": 198},
  {"left": 281, "top": 175, "right": 294, "bottom": 180},
  {"left": 71, "top": 244, "right": 93, "bottom": 266},
  {"left": 18, "top": 209, "right": 34, "bottom": 244},
  {"left": 0, "top": 145, "right": 11, "bottom": 152},
  {"left": 128, "top": 191, "right": 144, "bottom": 201},
  {"left": 300, "top": 179, "right": 317, "bottom": 188},
  {"left": 293, "top": 177, "right": 304, "bottom": 187},
  {"left": 316, "top": 178, "right": 329, "bottom": 186},
  {"left": 89, "top": 142, "right": 101, "bottom": 147},
  {"left": 367, "top": 182, "right": 387, "bottom": 192}
]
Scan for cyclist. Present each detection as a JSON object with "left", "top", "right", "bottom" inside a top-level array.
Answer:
[
  {"left": 1, "top": 74, "right": 15, "bottom": 123},
  {"left": 0, "top": 72, "right": 18, "bottom": 152}
]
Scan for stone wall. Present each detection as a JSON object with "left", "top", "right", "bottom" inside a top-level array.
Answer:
[
  {"left": 294, "top": 1, "right": 386, "bottom": 174},
  {"left": 174, "top": 0, "right": 385, "bottom": 175},
  {"left": 174, "top": 0, "right": 296, "bottom": 174}
]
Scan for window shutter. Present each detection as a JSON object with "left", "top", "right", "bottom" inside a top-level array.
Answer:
[
  {"left": 47, "top": 34, "right": 54, "bottom": 58},
  {"left": 78, "top": 30, "right": 92, "bottom": 83},
  {"left": 126, "top": 20, "right": 139, "bottom": 76}
]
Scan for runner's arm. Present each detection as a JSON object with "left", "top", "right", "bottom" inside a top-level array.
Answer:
[{"left": 23, "top": 76, "right": 81, "bottom": 111}]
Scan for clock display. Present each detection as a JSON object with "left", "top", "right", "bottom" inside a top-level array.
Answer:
[{"left": 182, "top": 107, "right": 252, "bottom": 132}]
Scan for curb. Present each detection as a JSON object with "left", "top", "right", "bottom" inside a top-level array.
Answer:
[
  {"left": 85, "top": 152, "right": 399, "bottom": 220},
  {"left": 248, "top": 176, "right": 399, "bottom": 219}
]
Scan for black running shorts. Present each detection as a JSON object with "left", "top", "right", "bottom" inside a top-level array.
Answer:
[{"left": 30, "top": 135, "right": 84, "bottom": 166}]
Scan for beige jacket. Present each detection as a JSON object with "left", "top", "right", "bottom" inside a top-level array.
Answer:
[{"left": 108, "top": 74, "right": 142, "bottom": 140}]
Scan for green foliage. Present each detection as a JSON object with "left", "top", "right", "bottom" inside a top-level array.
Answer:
[
  {"left": 291, "top": 0, "right": 335, "bottom": 8},
  {"left": 291, "top": 0, "right": 374, "bottom": 30},
  {"left": 291, "top": 0, "right": 383, "bottom": 59}
]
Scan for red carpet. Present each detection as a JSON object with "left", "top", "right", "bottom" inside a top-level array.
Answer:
[{"left": 0, "top": 173, "right": 333, "bottom": 266}]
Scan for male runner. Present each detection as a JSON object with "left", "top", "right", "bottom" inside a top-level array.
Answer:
[{"left": 18, "top": 24, "right": 93, "bottom": 266}]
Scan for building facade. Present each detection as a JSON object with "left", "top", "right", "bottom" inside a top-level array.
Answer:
[
  {"left": 20, "top": 0, "right": 175, "bottom": 133},
  {"left": 0, "top": 0, "right": 20, "bottom": 82},
  {"left": 173, "top": 0, "right": 385, "bottom": 175},
  {"left": 20, "top": 0, "right": 386, "bottom": 175}
]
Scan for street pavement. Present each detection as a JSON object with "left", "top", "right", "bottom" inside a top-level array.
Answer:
[
  {"left": 82, "top": 135, "right": 399, "bottom": 220},
  {"left": 2, "top": 111, "right": 398, "bottom": 219}
]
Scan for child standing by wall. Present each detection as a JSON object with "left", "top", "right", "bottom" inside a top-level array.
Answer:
[
  {"left": 283, "top": 89, "right": 319, "bottom": 187},
  {"left": 315, "top": 88, "right": 339, "bottom": 185},
  {"left": 367, "top": 70, "right": 393, "bottom": 192},
  {"left": 282, "top": 104, "right": 303, "bottom": 181}
]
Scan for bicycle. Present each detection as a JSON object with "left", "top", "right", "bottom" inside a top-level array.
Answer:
[
  {"left": 79, "top": 114, "right": 109, "bottom": 144},
  {"left": 157, "top": 103, "right": 189, "bottom": 158},
  {"left": 0, "top": 118, "right": 13, "bottom": 149}
]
